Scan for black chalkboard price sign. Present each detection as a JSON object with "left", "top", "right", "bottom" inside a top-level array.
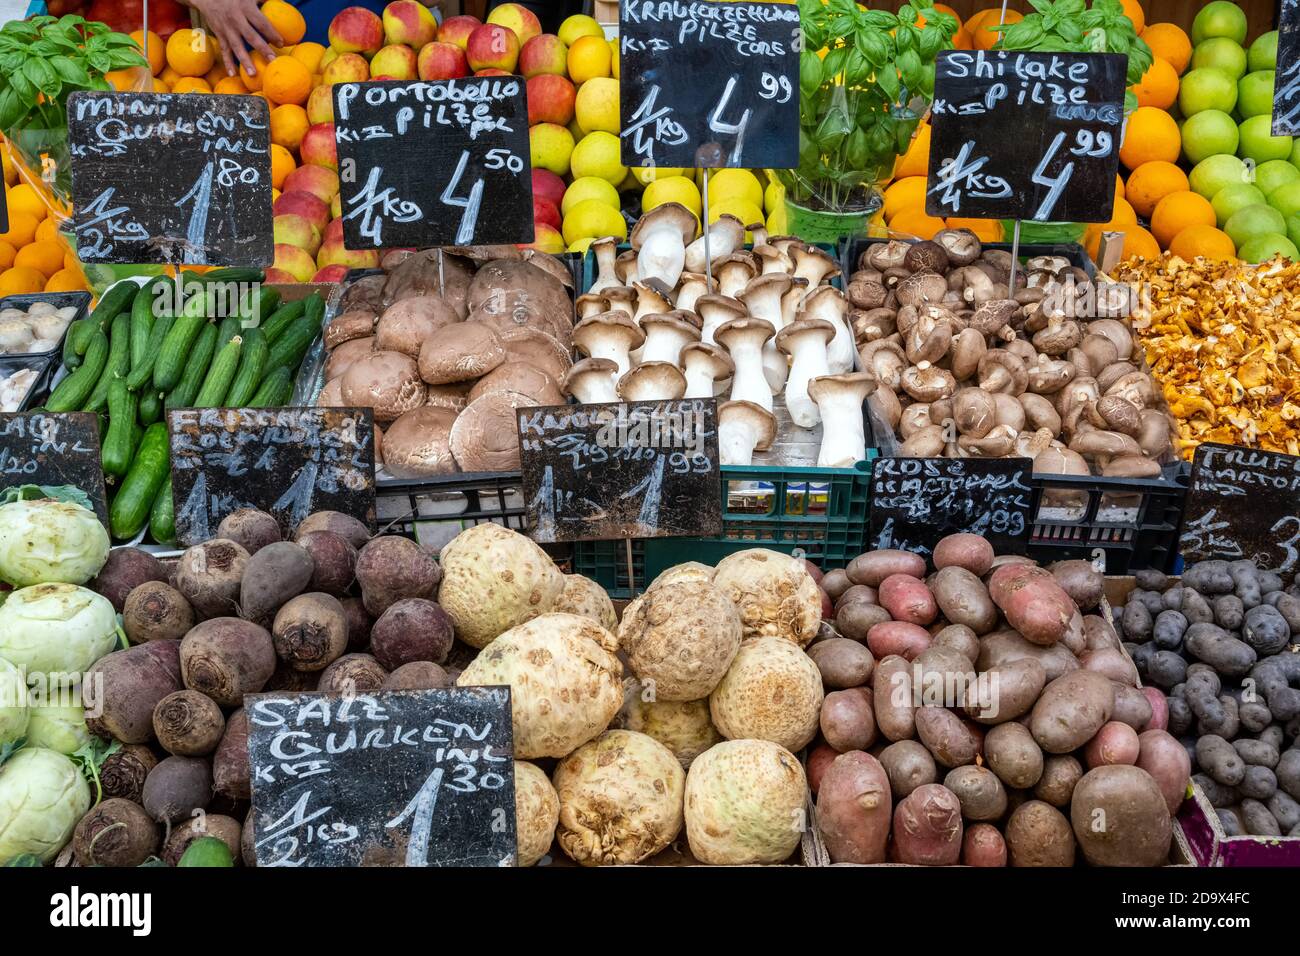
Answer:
[
  {"left": 1274, "top": 0, "right": 1300, "bottom": 136},
  {"left": 869, "top": 456, "right": 1033, "bottom": 558},
  {"left": 167, "top": 406, "right": 376, "bottom": 546},
  {"left": 619, "top": 0, "right": 799, "bottom": 169},
  {"left": 517, "top": 399, "right": 722, "bottom": 543},
  {"left": 66, "top": 91, "right": 273, "bottom": 266},
  {"left": 0, "top": 412, "right": 108, "bottom": 525},
  {"left": 927, "top": 50, "right": 1126, "bottom": 224},
  {"left": 1179, "top": 443, "right": 1300, "bottom": 577},
  {"left": 247, "top": 687, "right": 516, "bottom": 867},
  {"left": 331, "top": 78, "right": 533, "bottom": 248}
]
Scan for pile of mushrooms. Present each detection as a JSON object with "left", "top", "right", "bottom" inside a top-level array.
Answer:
[
  {"left": 850, "top": 230, "right": 1174, "bottom": 480},
  {"left": 317, "top": 245, "right": 575, "bottom": 477},
  {"left": 572, "top": 203, "right": 874, "bottom": 469}
]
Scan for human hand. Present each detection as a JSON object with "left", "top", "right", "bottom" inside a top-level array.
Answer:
[{"left": 187, "top": 0, "right": 284, "bottom": 76}]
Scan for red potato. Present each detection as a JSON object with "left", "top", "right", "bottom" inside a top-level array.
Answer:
[
  {"left": 915, "top": 707, "right": 980, "bottom": 768},
  {"left": 930, "top": 567, "right": 999, "bottom": 635},
  {"left": 816, "top": 752, "right": 893, "bottom": 864},
  {"left": 1080, "top": 647, "right": 1139, "bottom": 686},
  {"left": 846, "top": 549, "right": 926, "bottom": 587},
  {"left": 819, "top": 588, "right": 833, "bottom": 620},
  {"left": 821, "top": 569, "right": 852, "bottom": 602},
  {"left": 867, "top": 620, "right": 931, "bottom": 661},
  {"left": 1136, "top": 729, "right": 1192, "bottom": 815},
  {"left": 878, "top": 574, "right": 938, "bottom": 626},
  {"left": 1139, "top": 688, "right": 1169, "bottom": 732},
  {"left": 820, "top": 688, "right": 877, "bottom": 752},
  {"left": 801, "top": 559, "right": 824, "bottom": 584},
  {"left": 962, "top": 823, "right": 1007, "bottom": 867},
  {"left": 987, "top": 563, "right": 1077, "bottom": 646},
  {"left": 873, "top": 655, "right": 916, "bottom": 742},
  {"left": 1110, "top": 683, "right": 1154, "bottom": 730},
  {"left": 806, "top": 743, "right": 840, "bottom": 795},
  {"left": 932, "top": 533, "right": 995, "bottom": 576},
  {"left": 892, "top": 784, "right": 963, "bottom": 865},
  {"left": 1084, "top": 721, "right": 1140, "bottom": 768}
]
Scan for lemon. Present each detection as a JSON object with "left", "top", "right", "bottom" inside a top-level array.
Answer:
[
  {"left": 764, "top": 180, "right": 785, "bottom": 214},
  {"left": 562, "top": 198, "right": 627, "bottom": 245},
  {"left": 766, "top": 206, "right": 788, "bottom": 235},
  {"left": 529, "top": 123, "right": 575, "bottom": 177},
  {"left": 618, "top": 168, "right": 641, "bottom": 193},
  {"left": 570, "top": 131, "right": 627, "bottom": 187},
  {"left": 575, "top": 77, "right": 619, "bottom": 135},
  {"left": 558, "top": 14, "right": 604, "bottom": 47},
  {"left": 643, "top": 175, "right": 702, "bottom": 219},
  {"left": 632, "top": 166, "right": 687, "bottom": 185},
  {"left": 562, "top": 176, "right": 620, "bottom": 215},
  {"left": 710, "top": 197, "right": 766, "bottom": 239},
  {"left": 609, "top": 38, "right": 619, "bottom": 79},
  {"left": 706, "top": 169, "right": 764, "bottom": 209},
  {"left": 567, "top": 237, "right": 596, "bottom": 254}
]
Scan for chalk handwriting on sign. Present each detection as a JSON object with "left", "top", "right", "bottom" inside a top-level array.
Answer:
[
  {"left": 869, "top": 456, "right": 1033, "bottom": 558},
  {"left": 67, "top": 92, "right": 273, "bottom": 266},
  {"left": 0, "top": 412, "right": 109, "bottom": 525},
  {"left": 619, "top": 0, "right": 799, "bottom": 169},
  {"left": 927, "top": 50, "right": 1125, "bottom": 223},
  {"left": 247, "top": 688, "right": 516, "bottom": 867},
  {"left": 331, "top": 78, "right": 533, "bottom": 248},
  {"left": 1274, "top": 0, "right": 1300, "bottom": 136},
  {"left": 1180, "top": 443, "right": 1300, "bottom": 576},
  {"left": 167, "top": 406, "right": 375, "bottom": 546},
  {"left": 517, "top": 400, "right": 722, "bottom": 543}
]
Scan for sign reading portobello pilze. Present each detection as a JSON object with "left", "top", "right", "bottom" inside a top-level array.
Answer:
[
  {"left": 619, "top": 0, "right": 799, "bottom": 169},
  {"left": 1180, "top": 443, "right": 1300, "bottom": 577},
  {"left": 926, "top": 50, "right": 1126, "bottom": 224},
  {"left": 167, "top": 406, "right": 376, "bottom": 547},
  {"left": 868, "top": 456, "right": 1033, "bottom": 559},
  {"left": 0, "top": 412, "right": 108, "bottom": 525},
  {"left": 247, "top": 687, "right": 516, "bottom": 867},
  {"left": 66, "top": 91, "right": 273, "bottom": 265},
  {"left": 517, "top": 399, "right": 722, "bottom": 543},
  {"left": 331, "top": 78, "right": 533, "bottom": 248},
  {"left": 1274, "top": 0, "right": 1300, "bottom": 136}
]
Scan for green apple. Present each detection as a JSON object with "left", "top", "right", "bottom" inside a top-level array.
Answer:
[
  {"left": 1178, "top": 67, "right": 1239, "bottom": 116},
  {"left": 1237, "top": 233, "right": 1299, "bottom": 262},
  {"left": 1212, "top": 182, "right": 1267, "bottom": 225},
  {"left": 1225, "top": 203, "right": 1288, "bottom": 247},
  {"left": 1191, "top": 38, "right": 1248, "bottom": 80},
  {"left": 1190, "top": 154, "right": 1249, "bottom": 198},
  {"left": 1253, "top": 159, "right": 1300, "bottom": 196},
  {"left": 1193, "top": 1, "right": 1249, "bottom": 45},
  {"left": 1287, "top": 213, "right": 1300, "bottom": 250},
  {"left": 1269, "top": 180, "right": 1300, "bottom": 219},
  {"left": 1182, "top": 110, "right": 1240, "bottom": 164},
  {"left": 1239, "top": 115, "right": 1295, "bottom": 164},
  {"left": 1249, "top": 30, "right": 1279, "bottom": 71},
  {"left": 1237, "top": 71, "right": 1276, "bottom": 118}
]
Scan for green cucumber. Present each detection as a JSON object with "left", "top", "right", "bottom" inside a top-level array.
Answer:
[
  {"left": 61, "top": 318, "right": 90, "bottom": 370},
  {"left": 165, "top": 322, "right": 219, "bottom": 410},
  {"left": 255, "top": 285, "right": 281, "bottom": 321},
  {"left": 86, "top": 280, "right": 139, "bottom": 335},
  {"left": 102, "top": 378, "right": 138, "bottom": 478},
  {"left": 125, "top": 312, "right": 174, "bottom": 390},
  {"left": 194, "top": 335, "right": 242, "bottom": 406},
  {"left": 224, "top": 328, "right": 267, "bottom": 407},
  {"left": 188, "top": 267, "right": 263, "bottom": 284},
  {"left": 83, "top": 311, "right": 131, "bottom": 413},
  {"left": 138, "top": 388, "right": 163, "bottom": 425},
  {"left": 46, "top": 331, "right": 109, "bottom": 412},
  {"left": 128, "top": 276, "right": 169, "bottom": 374},
  {"left": 215, "top": 315, "right": 241, "bottom": 347},
  {"left": 263, "top": 315, "right": 318, "bottom": 378},
  {"left": 260, "top": 299, "right": 307, "bottom": 342},
  {"left": 109, "top": 422, "right": 169, "bottom": 540},
  {"left": 303, "top": 292, "right": 325, "bottom": 329},
  {"left": 152, "top": 295, "right": 209, "bottom": 392},
  {"left": 249, "top": 366, "right": 293, "bottom": 407},
  {"left": 148, "top": 476, "right": 176, "bottom": 545}
]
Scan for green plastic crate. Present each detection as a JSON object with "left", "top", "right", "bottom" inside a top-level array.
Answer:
[{"left": 573, "top": 455, "right": 875, "bottom": 599}]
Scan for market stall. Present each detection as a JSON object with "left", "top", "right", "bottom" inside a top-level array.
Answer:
[{"left": 0, "top": 0, "right": 1297, "bottom": 878}]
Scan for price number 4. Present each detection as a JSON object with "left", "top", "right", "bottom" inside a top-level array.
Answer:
[{"left": 441, "top": 148, "right": 522, "bottom": 245}]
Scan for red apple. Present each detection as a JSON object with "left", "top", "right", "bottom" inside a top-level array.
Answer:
[
  {"left": 466, "top": 23, "right": 519, "bottom": 73},
  {"left": 416, "top": 40, "right": 469, "bottom": 80},
  {"left": 382, "top": 0, "right": 436, "bottom": 48},
  {"left": 487, "top": 3, "right": 541, "bottom": 46},
  {"left": 518, "top": 33, "right": 567, "bottom": 78},
  {"left": 274, "top": 191, "right": 331, "bottom": 232},
  {"left": 526, "top": 73, "right": 575, "bottom": 126},
  {"left": 317, "top": 236, "right": 381, "bottom": 270},
  {"left": 299, "top": 123, "right": 338, "bottom": 170},
  {"left": 324, "top": 217, "right": 345, "bottom": 244},
  {"left": 437, "top": 14, "right": 481, "bottom": 50},
  {"left": 531, "top": 168, "right": 566, "bottom": 209},
  {"left": 533, "top": 196, "right": 561, "bottom": 231},
  {"left": 328, "top": 6, "right": 384, "bottom": 56},
  {"left": 274, "top": 243, "right": 318, "bottom": 282},
  {"left": 369, "top": 43, "right": 418, "bottom": 81},
  {"left": 525, "top": 223, "right": 565, "bottom": 254},
  {"left": 311, "top": 264, "right": 351, "bottom": 283},
  {"left": 282, "top": 165, "right": 340, "bottom": 203}
]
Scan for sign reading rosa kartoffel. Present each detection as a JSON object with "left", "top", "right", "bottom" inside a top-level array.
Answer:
[
  {"left": 619, "top": 0, "right": 799, "bottom": 169},
  {"left": 66, "top": 91, "right": 273, "bottom": 265},
  {"left": 927, "top": 50, "right": 1126, "bottom": 224},
  {"left": 331, "top": 78, "right": 533, "bottom": 248}
]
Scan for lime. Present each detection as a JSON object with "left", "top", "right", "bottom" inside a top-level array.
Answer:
[
  {"left": 1181, "top": 110, "right": 1239, "bottom": 164},
  {"left": 1268, "top": 180, "right": 1300, "bottom": 219},
  {"left": 1178, "top": 68, "right": 1238, "bottom": 116},
  {"left": 1239, "top": 115, "right": 1294, "bottom": 164},
  {"left": 1189, "top": 154, "right": 1249, "bottom": 198},
  {"left": 1237, "top": 71, "right": 1276, "bottom": 118},
  {"left": 1248, "top": 30, "right": 1279, "bottom": 71},
  {"left": 1225, "top": 203, "right": 1287, "bottom": 247},
  {"left": 1237, "top": 233, "right": 1298, "bottom": 262},
  {"left": 1212, "top": 182, "right": 1266, "bottom": 225},
  {"left": 1253, "top": 159, "right": 1300, "bottom": 196},
  {"left": 1191, "top": 38, "right": 1247, "bottom": 80},
  {"left": 1193, "top": 1, "right": 1248, "bottom": 45}
]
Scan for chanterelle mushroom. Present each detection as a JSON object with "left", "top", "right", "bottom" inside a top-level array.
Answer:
[
  {"left": 808, "top": 373, "right": 877, "bottom": 467},
  {"left": 572, "top": 311, "right": 645, "bottom": 377},
  {"left": 630, "top": 202, "right": 698, "bottom": 289}
]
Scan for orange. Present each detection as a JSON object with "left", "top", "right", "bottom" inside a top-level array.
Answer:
[
  {"left": 1120, "top": 0, "right": 1146, "bottom": 36},
  {"left": 262, "top": 56, "right": 312, "bottom": 105},
  {"left": 262, "top": 0, "right": 307, "bottom": 45},
  {"left": 7, "top": 184, "right": 47, "bottom": 222},
  {"left": 44, "top": 268, "right": 87, "bottom": 292},
  {"left": 35, "top": 217, "right": 60, "bottom": 243},
  {"left": 2, "top": 149, "right": 14, "bottom": 186},
  {"left": 1150, "top": 190, "right": 1216, "bottom": 248},
  {"left": 105, "top": 67, "right": 150, "bottom": 91},
  {"left": 1133, "top": 57, "right": 1179, "bottom": 110},
  {"left": 894, "top": 122, "right": 931, "bottom": 179},
  {"left": 214, "top": 76, "right": 248, "bottom": 95},
  {"left": 239, "top": 52, "right": 270, "bottom": 92},
  {"left": 1111, "top": 196, "right": 1139, "bottom": 227},
  {"left": 971, "top": 8, "right": 1020, "bottom": 50},
  {"left": 945, "top": 217, "right": 1003, "bottom": 242},
  {"left": 1142, "top": 22, "right": 1192, "bottom": 75},
  {"left": 952, "top": 27, "right": 973, "bottom": 50},
  {"left": 270, "top": 144, "right": 296, "bottom": 190},
  {"left": 1169, "top": 224, "right": 1236, "bottom": 260},
  {"left": 14, "top": 239, "right": 66, "bottom": 278},
  {"left": 1119, "top": 106, "right": 1181, "bottom": 169},
  {"left": 1125, "top": 160, "right": 1190, "bottom": 217},
  {"left": 568, "top": 36, "right": 612, "bottom": 84},
  {"left": 883, "top": 176, "right": 928, "bottom": 221},
  {"left": 130, "top": 29, "right": 165, "bottom": 75},
  {"left": 0, "top": 212, "right": 38, "bottom": 248},
  {"left": 290, "top": 41, "right": 326, "bottom": 73},
  {"left": 1116, "top": 173, "right": 1126, "bottom": 201},
  {"left": 63, "top": 250, "right": 77, "bottom": 271},
  {"left": 0, "top": 241, "right": 14, "bottom": 270},
  {"left": 0, "top": 267, "right": 46, "bottom": 296},
  {"left": 913, "top": 3, "right": 961, "bottom": 29},
  {"left": 206, "top": 62, "right": 229, "bottom": 86},
  {"left": 889, "top": 208, "right": 946, "bottom": 240},
  {"left": 167, "top": 28, "right": 217, "bottom": 77},
  {"left": 270, "top": 104, "right": 309, "bottom": 151},
  {"left": 160, "top": 66, "right": 182, "bottom": 85},
  {"left": 153, "top": 79, "right": 170, "bottom": 93},
  {"left": 171, "top": 77, "right": 212, "bottom": 95},
  {"left": 1116, "top": 226, "right": 1161, "bottom": 263}
]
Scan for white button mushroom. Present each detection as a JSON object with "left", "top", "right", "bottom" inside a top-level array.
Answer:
[
  {"left": 630, "top": 202, "right": 698, "bottom": 290},
  {"left": 715, "top": 317, "right": 776, "bottom": 412},
  {"left": 718, "top": 399, "right": 777, "bottom": 466},
  {"left": 681, "top": 342, "right": 734, "bottom": 399},
  {"left": 776, "top": 318, "right": 835, "bottom": 428},
  {"left": 684, "top": 214, "right": 745, "bottom": 274},
  {"left": 572, "top": 312, "right": 646, "bottom": 378},
  {"left": 808, "top": 372, "right": 877, "bottom": 468}
]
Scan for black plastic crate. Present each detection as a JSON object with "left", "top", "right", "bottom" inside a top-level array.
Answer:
[
  {"left": 0, "top": 355, "right": 58, "bottom": 412},
  {"left": 0, "top": 291, "right": 92, "bottom": 361}
]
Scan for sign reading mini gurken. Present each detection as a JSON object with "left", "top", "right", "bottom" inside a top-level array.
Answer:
[{"left": 331, "top": 78, "right": 533, "bottom": 248}]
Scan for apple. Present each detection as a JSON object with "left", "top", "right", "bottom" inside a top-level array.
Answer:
[
  {"left": 282, "top": 164, "right": 340, "bottom": 203},
  {"left": 525, "top": 223, "right": 565, "bottom": 253},
  {"left": 274, "top": 190, "right": 331, "bottom": 232},
  {"left": 327, "top": 6, "right": 384, "bottom": 57},
  {"left": 532, "top": 168, "right": 566, "bottom": 209},
  {"left": 466, "top": 23, "right": 520, "bottom": 73},
  {"left": 274, "top": 213, "right": 322, "bottom": 255},
  {"left": 474, "top": 68, "right": 511, "bottom": 77},
  {"left": 323, "top": 217, "right": 346, "bottom": 244},
  {"left": 369, "top": 43, "right": 418, "bottom": 81},
  {"left": 273, "top": 243, "right": 318, "bottom": 282},
  {"left": 437, "top": 14, "right": 481, "bottom": 50},
  {"left": 311, "top": 264, "right": 351, "bottom": 283},
  {"left": 263, "top": 268, "right": 300, "bottom": 284},
  {"left": 306, "top": 84, "right": 335, "bottom": 124},
  {"left": 317, "top": 236, "right": 381, "bottom": 270},
  {"left": 486, "top": 3, "right": 541, "bottom": 46},
  {"left": 526, "top": 73, "right": 576, "bottom": 126},
  {"left": 321, "top": 52, "right": 370, "bottom": 85},
  {"left": 533, "top": 196, "right": 561, "bottom": 231},
  {"left": 416, "top": 40, "right": 469, "bottom": 80},
  {"left": 382, "top": 0, "right": 436, "bottom": 48},
  {"left": 299, "top": 123, "right": 338, "bottom": 169},
  {"left": 518, "top": 33, "right": 567, "bottom": 78}
]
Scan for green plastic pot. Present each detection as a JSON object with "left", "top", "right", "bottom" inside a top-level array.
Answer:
[{"left": 784, "top": 199, "right": 872, "bottom": 245}]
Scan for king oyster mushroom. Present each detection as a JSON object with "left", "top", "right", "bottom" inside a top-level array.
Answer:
[{"left": 630, "top": 203, "right": 699, "bottom": 289}]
